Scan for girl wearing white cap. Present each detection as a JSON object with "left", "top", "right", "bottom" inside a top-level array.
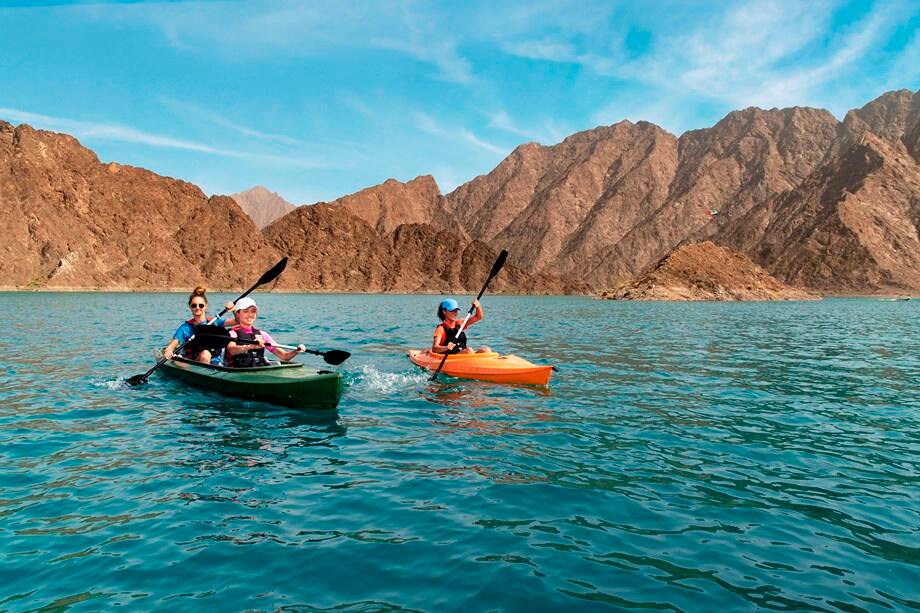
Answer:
[
  {"left": 431, "top": 298, "right": 490, "bottom": 355},
  {"left": 225, "top": 297, "right": 306, "bottom": 367}
]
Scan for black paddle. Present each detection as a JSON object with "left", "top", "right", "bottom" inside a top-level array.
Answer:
[
  {"left": 198, "top": 330, "right": 352, "bottom": 366},
  {"left": 270, "top": 344, "right": 352, "bottom": 366},
  {"left": 430, "top": 249, "right": 508, "bottom": 381},
  {"left": 126, "top": 257, "right": 288, "bottom": 386}
]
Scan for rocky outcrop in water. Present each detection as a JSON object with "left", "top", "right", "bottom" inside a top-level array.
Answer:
[{"left": 604, "top": 242, "right": 816, "bottom": 301}]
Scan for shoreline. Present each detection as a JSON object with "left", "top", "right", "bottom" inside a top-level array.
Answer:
[
  {"left": 0, "top": 286, "right": 572, "bottom": 297},
  {"left": 0, "top": 286, "right": 914, "bottom": 299}
]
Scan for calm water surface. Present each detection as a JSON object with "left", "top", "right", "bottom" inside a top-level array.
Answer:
[{"left": 1, "top": 293, "right": 918, "bottom": 612}]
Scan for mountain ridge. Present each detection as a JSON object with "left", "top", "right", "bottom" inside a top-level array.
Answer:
[{"left": 2, "top": 87, "right": 918, "bottom": 294}]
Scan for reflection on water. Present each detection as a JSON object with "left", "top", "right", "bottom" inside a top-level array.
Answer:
[{"left": 0, "top": 293, "right": 918, "bottom": 611}]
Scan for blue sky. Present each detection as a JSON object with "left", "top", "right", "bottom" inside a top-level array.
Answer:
[{"left": 1, "top": 0, "right": 917, "bottom": 204}]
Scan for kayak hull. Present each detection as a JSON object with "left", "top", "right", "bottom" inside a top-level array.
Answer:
[
  {"left": 408, "top": 350, "right": 553, "bottom": 386},
  {"left": 155, "top": 351, "right": 343, "bottom": 410}
]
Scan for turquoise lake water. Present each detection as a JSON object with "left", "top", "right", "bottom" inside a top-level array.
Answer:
[{"left": 1, "top": 293, "right": 918, "bottom": 612}]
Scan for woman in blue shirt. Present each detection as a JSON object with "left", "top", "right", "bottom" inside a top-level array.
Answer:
[{"left": 163, "top": 286, "right": 236, "bottom": 364}]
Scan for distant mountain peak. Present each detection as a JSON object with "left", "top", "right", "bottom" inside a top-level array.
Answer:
[{"left": 230, "top": 186, "right": 296, "bottom": 229}]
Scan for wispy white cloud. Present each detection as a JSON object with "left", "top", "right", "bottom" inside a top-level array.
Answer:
[
  {"left": 0, "top": 107, "right": 225, "bottom": 153},
  {"left": 341, "top": 93, "right": 375, "bottom": 118},
  {"left": 87, "top": 1, "right": 478, "bottom": 85},
  {"left": 159, "top": 97, "right": 312, "bottom": 148},
  {"left": 0, "top": 107, "right": 343, "bottom": 169},
  {"left": 667, "top": 0, "right": 891, "bottom": 109},
  {"left": 502, "top": 39, "right": 578, "bottom": 63},
  {"left": 413, "top": 111, "right": 506, "bottom": 155},
  {"left": 501, "top": 0, "right": 913, "bottom": 128},
  {"left": 486, "top": 109, "right": 567, "bottom": 145},
  {"left": 373, "top": 37, "right": 474, "bottom": 84}
]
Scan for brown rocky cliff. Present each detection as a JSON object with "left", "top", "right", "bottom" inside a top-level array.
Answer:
[
  {"left": 262, "top": 203, "right": 391, "bottom": 291},
  {"left": 606, "top": 242, "right": 816, "bottom": 300},
  {"left": 231, "top": 186, "right": 296, "bottom": 229},
  {"left": 449, "top": 90, "right": 919, "bottom": 293},
  {"left": 448, "top": 106, "right": 842, "bottom": 288},
  {"left": 715, "top": 133, "right": 920, "bottom": 291},
  {"left": 0, "top": 121, "right": 278, "bottom": 289},
  {"left": 450, "top": 122, "right": 679, "bottom": 276},
  {"left": 262, "top": 203, "right": 571, "bottom": 293},
  {"left": 842, "top": 89, "right": 920, "bottom": 160},
  {"left": 583, "top": 106, "right": 840, "bottom": 286},
  {"left": 4, "top": 88, "right": 919, "bottom": 295}
]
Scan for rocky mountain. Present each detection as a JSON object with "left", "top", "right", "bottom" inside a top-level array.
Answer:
[
  {"left": 604, "top": 242, "right": 816, "bottom": 300},
  {"left": 715, "top": 132, "right": 920, "bottom": 291},
  {"left": 447, "top": 89, "right": 919, "bottom": 293},
  {"left": 0, "top": 121, "right": 561, "bottom": 293},
  {"left": 450, "top": 121, "right": 680, "bottom": 279},
  {"left": 2, "top": 88, "right": 917, "bottom": 295},
  {"left": 319, "top": 175, "right": 456, "bottom": 235},
  {"left": 0, "top": 121, "right": 277, "bottom": 289},
  {"left": 231, "top": 185, "right": 296, "bottom": 229},
  {"left": 262, "top": 201, "right": 577, "bottom": 294}
]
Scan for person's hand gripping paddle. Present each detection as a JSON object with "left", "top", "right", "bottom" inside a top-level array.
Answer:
[{"left": 430, "top": 250, "right": 507, "bottom": 381}]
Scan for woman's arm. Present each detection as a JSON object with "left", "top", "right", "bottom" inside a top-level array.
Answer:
[
  {"left": 163, "top": 338, "right": 180, "bottom": 359},
  {"left": 164, "top": 322, "right": 193, "bottom": 358},
  {"left": 220, "top": 302, "right": 236, "bottom": 327},
  {"left": 465, "top": 299, "right": 484, "bottom": 326},
  {"left": 269, "top": 346, "right": 303, "bottom": 362}
]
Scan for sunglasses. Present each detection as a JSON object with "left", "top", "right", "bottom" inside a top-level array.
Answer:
[{"left": 190, "top": 303, "right": 206, "bottom": 309}]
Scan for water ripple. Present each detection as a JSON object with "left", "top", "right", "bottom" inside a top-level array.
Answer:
[{"left": 0, "top": 294, "right": 918, "bottom": 610}]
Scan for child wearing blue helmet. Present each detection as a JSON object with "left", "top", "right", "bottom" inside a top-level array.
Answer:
[{"left": 431, "top": 297, "right": 491, "bottom": 355}]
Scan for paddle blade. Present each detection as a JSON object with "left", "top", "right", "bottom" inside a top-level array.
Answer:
[
  {"left": 258, "top": 257, "right": 288, "bottom": 286},
  {"left": 490, "top": 249, "right": 508, "bottom": 278},
  {"left": 322, "top": 350, "right": 351, "bottom": 366},
  {"left": 192, "top": 324, "right": 232, "bottom": 352},
  {"left": 126, "top": 373, "right": 148, "bottom": 386}
]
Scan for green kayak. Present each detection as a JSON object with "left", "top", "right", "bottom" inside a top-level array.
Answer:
[{"left": 155, "top": 350, "right": 343, "bottom": 410}]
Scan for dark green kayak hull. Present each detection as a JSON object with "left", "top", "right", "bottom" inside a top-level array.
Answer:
[{"left": 155, "top": 351, "right": 343, "bottom": 410}]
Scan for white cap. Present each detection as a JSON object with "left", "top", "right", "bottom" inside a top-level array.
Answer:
[{"left": 234, "top": 297, "right": 258, "bottom": 311}]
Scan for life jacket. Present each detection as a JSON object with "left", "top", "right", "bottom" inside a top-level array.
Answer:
[
  {"left": 228, "top": 325, "right": 269, "bottom": 368},
  {"left": 438, "top": 321, "right": 468, "bottom": 352},
  {"left": 182, "top": 318, "right": 203, "bottom": 358}
]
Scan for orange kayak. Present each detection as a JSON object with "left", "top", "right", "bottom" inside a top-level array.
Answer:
[{"left": 407, "top": 350, "right": 554, "bottom": 385}]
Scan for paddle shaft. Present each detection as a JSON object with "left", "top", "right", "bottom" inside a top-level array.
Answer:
[
  {"left": 130, "top": 315, "right": 223, "bottom": 382},
  {"left": 430, "top": 250, "right": 507, "bottom": 381},
  {"left": 231, "top": 340, "right": 350, "bottom": 366}
]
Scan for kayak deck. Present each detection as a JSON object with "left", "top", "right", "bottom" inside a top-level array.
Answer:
[
  {"left": 407, "top": 349, "right": 554, "bottom": 385},
  {"left": 155, "top": 350, "right": 343, "bottom": 410}
]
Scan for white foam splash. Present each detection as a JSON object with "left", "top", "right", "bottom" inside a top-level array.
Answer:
[
  {"left": 96, "top": 379, "right": 130, "bottom": 390},
  {"left": 352, "top": 364, "right": 429, "bottom": 394}
]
